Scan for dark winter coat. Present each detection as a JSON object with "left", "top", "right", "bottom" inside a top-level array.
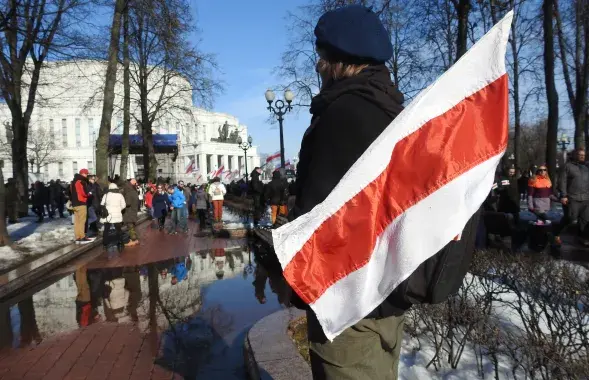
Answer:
[
  {"left": 152, "top": 192, "right": 170, "bottom": 218},
  {"left": 87, "top": 182, "right": 102, "bottom": 209},
  {"left": 293, "top": 65, "right": 404, "bottom": 219},
  {"left": 70, "top": 174, "right": 89, "bottom": 207},
  {"left": 496, "top": 175, "right": 520, "bottom": 214},
  {"left": 250, "top": 170, "right": 264, "bottom": 195},
  {"left": 265, "top": 172, "right": 288, "bottom": 206},
  {"left": 50, "top": 181, "right": 65, "bottom": 203},
  {"left": 558, "top": 161, "right": 589, "bottom": 202},
  {"left": 121, "top": 182, "right": 139, "bottom": 223}
]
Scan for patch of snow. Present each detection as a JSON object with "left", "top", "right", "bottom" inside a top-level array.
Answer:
[{"left": 1, "top": 216, "right": 75, "bottom": 272}]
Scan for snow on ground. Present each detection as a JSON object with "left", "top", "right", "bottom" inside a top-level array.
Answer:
[{"left": 0, "top": 215, "right": 74, "bottom": 272}]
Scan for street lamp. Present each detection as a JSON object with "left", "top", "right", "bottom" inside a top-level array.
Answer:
[
  {"left": 559, "top": 134, "right": 571, "bottom": 163},
  {"left": 237, "top": 135, "right": 253, "bottom": 184},
  {"left": 265, "top": 89, "right": 294, "bottom": 168},
  {"left": 559, "top": 134, "right": 570, "bottom": 151}
]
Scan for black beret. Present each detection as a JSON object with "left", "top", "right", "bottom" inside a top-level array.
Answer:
[{"left": 314, "top": 5, "right": 393, "bottom": 64}]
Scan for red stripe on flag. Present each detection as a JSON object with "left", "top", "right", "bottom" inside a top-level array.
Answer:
[{"left": 283, "top": 75, "right": 509, "bottom": 305}]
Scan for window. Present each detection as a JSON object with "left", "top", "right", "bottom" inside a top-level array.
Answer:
[
  {"left": 75, "top": 118, "right": 81, "bottom": 147},
  {"left": 88, "top": 160, "right": 93, "bottom": 174},
  {"left": 88, "top": 118, "right": 95, "bottom": 140},
  {"left": 49, "top": 119, "right": 55, "bottom": 139},
  {"left": 58, "top": 162, "right": 64, "bottom": 177},
  {"left": 61, "top": 119, "right": 68, "bottom": 147},
  {"left": 72, "top": 161, "right": 78, "bottom": 176}
]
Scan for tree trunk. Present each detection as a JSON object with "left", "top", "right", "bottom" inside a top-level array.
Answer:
[
  {"left": 543, "top": 0, "right": 559, "bottom": 180},
  {"left": 455, "top": 0, "right": 471, "bottom": 61},
  {"left": 510, "top": 2, "right": 522, "bottom": 170},
  {"left": 11, "top": 115, "right": 29, "bottom": 217},
  {"left": 120, "top": 4, "right": 131, "bottom": 180},
  {"left": 141, "top": 121, "right": 157, "bottom": 182},
  {"left": 0, "top": 164, "right": 11, "bottom": 247},
  {"left": 96, "top": 0, "right": 126, "bottom": 188}
]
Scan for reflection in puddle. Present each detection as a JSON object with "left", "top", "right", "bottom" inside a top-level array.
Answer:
[{"left": 0, "top": 242, "right": 290, "bottom": 379}]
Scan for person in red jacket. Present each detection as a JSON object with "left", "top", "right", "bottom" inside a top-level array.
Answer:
[
  {"left": 70, "top": 168, "right": 92, "bottom": 244},
  {"left": 145, "top": 185, "right": 155, "bottom": 219}
]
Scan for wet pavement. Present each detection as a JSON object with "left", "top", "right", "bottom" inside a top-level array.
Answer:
[{"left": 0, "top": 217, "right": 290, "bottom": 380}]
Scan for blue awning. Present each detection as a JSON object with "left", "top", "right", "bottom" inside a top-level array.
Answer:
[{"left": 108, "top": 134, "right": 178, "bottom": 154}]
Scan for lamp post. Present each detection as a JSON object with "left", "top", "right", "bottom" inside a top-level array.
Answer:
[
  {"left": 265, "top": 89, "right": 294, "bottom": 168},
  {"left": 237, "top": 135, "right": 253, "bottom": 184},
  {"left": 559, "top": 134, "right": 570, "bottom": 163}
]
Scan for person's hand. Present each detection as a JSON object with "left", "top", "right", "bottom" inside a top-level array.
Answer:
[
  {"left": 561, "top": 197, "right": 568, "bottom": 205},
  {"left": 170, "top": 206, "right": 174, "bottom": 210}
]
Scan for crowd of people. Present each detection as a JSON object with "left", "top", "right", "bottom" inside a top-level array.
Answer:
[
  {"left": 483, "top": 148, "right": 589, "bottom": 248},
  {"left": 3, "top": 163, "right": 298, "bottom": 253}
]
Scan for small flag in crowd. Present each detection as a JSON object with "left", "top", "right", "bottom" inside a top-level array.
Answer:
[
  {"left": 185, "top": 159, "right": 195, "bottom": 174},
  {"left": 271, "top": 12, "right": 513, "bottom": 341},
  {"left": 266, "top": 151, "right": 280, "bottom": 163}
]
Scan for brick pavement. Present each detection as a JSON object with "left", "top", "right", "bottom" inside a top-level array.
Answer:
[{"left": 0, "top": 322, "right": 182, "bottom": 380}]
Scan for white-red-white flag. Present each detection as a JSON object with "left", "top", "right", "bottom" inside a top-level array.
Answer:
[
  {"left": 272, "top": 12, "right": 513, "bottom": 341},
  {"left": 266, "top": 151, "right": 280, "bottom": 163}
]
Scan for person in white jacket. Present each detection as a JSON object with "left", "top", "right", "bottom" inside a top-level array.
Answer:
[
  {"left": 100, "top": 183, "right": 127, "bottom": 250},
  {"left": 208, "top": 177, "right": 227, "bottom": 222}
]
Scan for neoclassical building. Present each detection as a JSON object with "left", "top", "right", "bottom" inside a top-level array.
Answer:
[{"left": 0, "top": 60, "right": 260, "bottom": 183}]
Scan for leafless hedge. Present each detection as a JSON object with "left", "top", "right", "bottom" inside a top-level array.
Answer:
[{"left": 405, "top": 250, "right": 589, "bottom": 379}]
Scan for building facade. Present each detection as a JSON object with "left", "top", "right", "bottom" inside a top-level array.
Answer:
[{"left": 0, "top": 60, "right": 259, "bottom": 183}]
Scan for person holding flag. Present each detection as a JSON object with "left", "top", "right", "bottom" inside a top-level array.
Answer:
[{"left": 272, "top": 5, "right": 512, "bottom": 380}]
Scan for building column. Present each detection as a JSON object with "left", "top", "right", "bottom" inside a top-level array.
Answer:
[
  {"left": 210, "top": 154, "right": 217, "bottom": 172},
  {"left": 222, "top": 155, "right": 229, "bottom": 170},
  {"left": 231, "top": 155, "right": 237, "bottom": 172},
  {"left": 199, "top": 153, "right": 207, "bottom": 173}
]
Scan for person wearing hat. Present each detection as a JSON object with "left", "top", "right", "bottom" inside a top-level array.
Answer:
[
  {"left": 100, "top": 182, "right": 126, "bottom": 251},
  {"left": 290, "top": 5, "right": 405, "bottom": 379},
  {"left": 70, "top": 168, "right": 93, "bottom": 244}
]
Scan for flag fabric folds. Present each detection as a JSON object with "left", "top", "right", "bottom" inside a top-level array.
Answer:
[{"left": 271, "top": 12, "right": 513, "bottom": 341}]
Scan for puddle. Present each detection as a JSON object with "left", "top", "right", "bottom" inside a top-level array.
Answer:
[{"left": 0, "top": 238, "right": 290, "bottom": 379}]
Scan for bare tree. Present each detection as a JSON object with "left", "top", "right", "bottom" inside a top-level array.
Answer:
[
  {"left": 554, "top": 0, "right": 589, "bottom": 150},
  {"left": 543, "top": 0, "right": 559, "bottom": 180},
  {"left": 96, "top": 0, "right": 127, "bottom": 186},
  {"left": 128, "top": 0, "right": 218, "bottom": 181},
  {"left": 120, "top": 1, "right": 131, "bottom": 178},
  {"left": 27, "top": 126, "right": 59, "bottom": 174},
  {"left": 0, "top": 0, "right": 80, "bottom": 215},
  {"left": 487, "top": 0, "right": 544, "bottom": 170}
]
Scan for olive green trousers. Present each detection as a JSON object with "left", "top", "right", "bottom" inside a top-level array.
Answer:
[{"left": 307, "top": 310, "right": 405, "bottom": 380}]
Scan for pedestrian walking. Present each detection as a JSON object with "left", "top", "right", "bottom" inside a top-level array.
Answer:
[
  {"left": 249, "top": 168, "right": 264, "bottom": 225},
  {"left": 122, "top": 178, "right": 140, "bottom": 246},
  {"left": 265, "top": 170, "right": 289, "bottom": 225},
  {"left": 557, "top": 148, "right": 589, "bottom": 246},
  {"left": 100, "top": 183, "right": 126, "bottom": 252},
  {"left": 208, "top": 177, "right": 226, "bottom": 223},
  {"left": 152, "top": 184, "right": 170, "bottom": 230},
  {"left": 167, "top": 185, "right": 187, "bottom": 234},
  {"left": 195, "top": 185, "right": 208, "bottom": 230}
]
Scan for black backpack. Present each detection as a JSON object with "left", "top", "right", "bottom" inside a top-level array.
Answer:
[{"left": 387, "top": 208, "right": 481, "bottom": 306}]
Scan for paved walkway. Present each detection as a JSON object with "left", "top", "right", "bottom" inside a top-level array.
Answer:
[{"left": 0, "top": 322, "right": 181, "bottom": 380}]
